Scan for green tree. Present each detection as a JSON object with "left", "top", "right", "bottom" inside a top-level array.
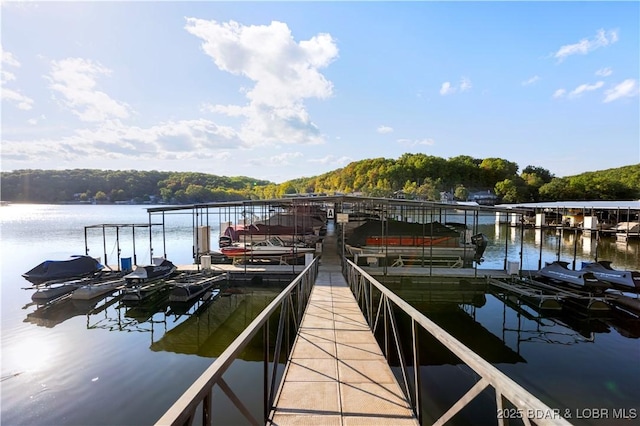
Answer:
[
  {"left": 494, "top": 180, "right": 514, "bottom": 202},
  {"left": 479, "top": 158, "right": 519, "bottom": 187},
  {"left": 185, "top": 184, "right": 211, "bottom": 202},
  {"left": 416, "top": 177, "right": 441, "bottom": 201},
  {"left": 94, "top": 191, "right": 108, "bottom": 202},
  {"left": 402, "top": 180, "right": 418, "bottom": 198},
  {"left": 454, "top": 185, "right": 469, "bottom": 201}
]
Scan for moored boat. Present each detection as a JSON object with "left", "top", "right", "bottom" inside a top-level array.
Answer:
[
  {"left": 581, "top": 261, "right": 640, "bottom": 293},
  {"left": 219, "top": 223, "right": 321, "bottom": 247},
  {"left": 123, "top": 258, "right": 177, "bottom": 286},
  {"left": 220, "top": 236, "right": 316, "bottom": 261},
  {"left": 121, "top": 258, "right": 177, "bottom": 304},
  {"left": 22, "top": 255, "right": 103, "bottom": 285},
  {"left": 538, "top": 261, "right": 610, "bottom": 293},
  {"left": 219, "top": 205, "right": 327, "bottom": 247},
  {"left": 344, "top": 219, "right": 488, "bottom": 266}
]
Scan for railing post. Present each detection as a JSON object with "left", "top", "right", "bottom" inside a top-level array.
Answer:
[
  {"left": 203, "top": 390, "right": 211, "bottom": 426},
  {"left": 268, "top": 300, "right": 288, "bottom": 411},
  {"left": 412, "top": 319, "right": 422, "bottom": 424},
  {"left": 156, "top": 258, "right": 320, "bottom": 426},
  {"left": 263, "top": 321, "right": 269, "bottom": 423},
  {"left": 367, "top": 280, "right": 373, "bottom": 326},
  {"left": 341, "top": 259, "right": 572, "bottom": 426},
  {"left": 383, "top": 294, "right": 389, "bottom": 359},
  {"left": 385, "top": 297, "right": 412, "bottom": 407}
]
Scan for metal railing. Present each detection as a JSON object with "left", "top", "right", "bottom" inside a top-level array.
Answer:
[
  {"left": 155, "top": 258, "right": 319, "bottom": 426},
  {"left": 344, "top": 259, "right": 572, "bottom": 426}
]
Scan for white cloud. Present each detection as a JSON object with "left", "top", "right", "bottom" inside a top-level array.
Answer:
[
  {"left": 603, "top": 79, "right": 640, "bottom": 103},
  {"left": 244, "top": 152, "right": 304, "bottom": 169},
  {"left": 554, "top": 29, "right": 618, "bottom": 62},
  {"left": 568, "top": 81, "right": 604, "bottom": 98},
  {"left": 397, "top": 138, "right": 435, "bottom": 147},
  {"left": 522, "top": 75, "right": 540, "bottom": 86},
  {"left": 2, "top": 70, "right": 16, "bottom": 83},
  {"left": 1, "top": 1, "right": 39, "bottom": 11},
  {"left": 2, "top": 87, "right": 34, "bottom": 110},
  {"left": 309, "top": 154, "right": 352, "bottom": 166},
  {"left": 377, "top": 125, "right": 393, "bottom": 134},
  {"left": 553, "top": 81, "right": 606, "bottom": 100},
  {"left": 268, "top": 152, "right": 303, "bottom": 166},
  {"left": 185, "top": 18, "right": 338, "bottom": 147},
  {"left": 1, "top": 119, "right": 244, "bottom": 163},
  {"left": 439, "top": 77, "right": 471, "bottom": 95},
  {"left": 1, "top": 45, "right": 21, "bottom": 67},
  {"left": 46, "top": 58, "right": 132, "bottom": 122},
  {"left": 552, "top": 89, "right": 566, "bottom": 99},
  {"left": 1, "top": 44, "right": 34, "bottom": 110},
  {"left": 26, "top": 114, "right": 46, "bottom": 126},
  {"left": 460, "top": 77, "right": 472, "bottom": 92},
  {"left": 440, "top": 82, "right": 454, "bottom": 95},
  {"left": 595, "top": 67, "right": 613, "bottom": 77}
]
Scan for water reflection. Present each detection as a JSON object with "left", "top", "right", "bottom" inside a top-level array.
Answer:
[
  {"left": 491, "top": 283, "right": 640, "bottom": 347},
  {"left": 150, "top": 291, "right": 249, "bottom": 356},
  {"left": 24, "top": 292, "right": 122, "bottom": 328},
  {"left": 389, "top": 280, "right": 640, "bottom": 368},
  {"left": 387, "top": 279, "right": 640, "bottom": 425},
  {"left": 22, "top": 281, "right": 280, "bottom": 361},
  {"left": 481, "top": 222, "right": 640, "bottom": 272}
]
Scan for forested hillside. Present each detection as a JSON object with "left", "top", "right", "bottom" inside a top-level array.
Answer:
[
  {"left": 538, "top": 165, "right": 640, "bottom": 201},
  {"left": 0, "top": 169, "right": 270, "bottom": 203},
  {"left": 275, "top": 155, "right": 639, "bottom": 203},
  {"left": 1, "top": 155, "right": 638, "bottom": 204}
]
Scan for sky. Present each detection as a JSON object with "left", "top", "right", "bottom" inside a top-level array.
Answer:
[{"left": 1, "top": 1, "right": 639, "bottom": 184}]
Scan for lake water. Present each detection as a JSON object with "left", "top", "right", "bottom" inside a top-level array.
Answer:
[{"left": 1, "top": 204, "right": 639, "bottom": 425}]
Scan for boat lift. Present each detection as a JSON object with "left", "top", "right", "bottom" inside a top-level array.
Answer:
[
  {"left": 488, "top": 278, "right": 563, "bottom": 311},
  {"left": 84, "top": 223, "right": 164, "bottom": 271},
  {"left": 490, "top": 276, "right": 611, "bottom": 312}
]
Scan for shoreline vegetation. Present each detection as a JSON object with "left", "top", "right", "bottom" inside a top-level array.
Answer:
[{"left": 1, "top": 155, "right": 638, "bottom": 205}]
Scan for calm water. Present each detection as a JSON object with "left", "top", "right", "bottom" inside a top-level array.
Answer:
[
  {"left": 1, "top": 204, "right": 639, "bottom": 425},
  {"left": 1, "top": 204, "right": 282, "bottom": 425}
]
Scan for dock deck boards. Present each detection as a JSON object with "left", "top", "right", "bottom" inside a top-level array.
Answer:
[{"left": 269, "top": 235, "right": 419, "bottom": 425}]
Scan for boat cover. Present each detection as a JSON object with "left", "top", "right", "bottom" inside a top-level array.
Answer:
[
  {"left": 581, "top": 261, "right": 640, "bottom": 291},
  {"left": 346, "top": 219, "right": 461, "bottom": 247},
  {"left": 22, "top": 255, "right": 103, "bottom": 284},
  {"left": 539, "top": 261, "right": 610, "bottom": 291}
]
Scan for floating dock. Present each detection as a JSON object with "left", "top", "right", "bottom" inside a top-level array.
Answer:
[{"left": 269, "top": 234, "right": 419, "bottom": 425}]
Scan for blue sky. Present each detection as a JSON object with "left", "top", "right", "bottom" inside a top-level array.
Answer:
[{"left": 2, "top": 1, "right": 639, "bottom": 184}]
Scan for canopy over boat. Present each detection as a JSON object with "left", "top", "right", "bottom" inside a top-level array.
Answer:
[
  {"left": 22, "top": 255, "right": 103, "bottom": 285},
  {"left": 345, "top": 219, "right": 488, "bottom": 264}
]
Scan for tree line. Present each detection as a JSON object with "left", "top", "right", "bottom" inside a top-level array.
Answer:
[
  {"left": 1, "top": 156, "right": 638, "bottom": 204},
  {"left": 0, "top": 169, "right": 269, "bottom": 204}
]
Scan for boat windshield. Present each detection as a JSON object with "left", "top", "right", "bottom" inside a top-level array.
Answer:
[{"left": 267, "top": 237, "right": 284, "bottom": 246}]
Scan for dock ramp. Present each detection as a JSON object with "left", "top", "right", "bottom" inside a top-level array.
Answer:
[{"left": 269, "top": 238, "right": 419, "bottom": 424}]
